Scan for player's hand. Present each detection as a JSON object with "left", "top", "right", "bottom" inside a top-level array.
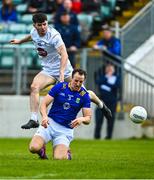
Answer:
[
  {"left": 70, "top": 117, "right": 84, "bottom": 128},
  {"left": 10, "top": 39, "right": 21, "bottom": 44},
  {"left": 59, "top": 72, "right": 64, "bottom": 82},
  {"left": 41, "top": 117, "right": 49, "bottom": 128}
]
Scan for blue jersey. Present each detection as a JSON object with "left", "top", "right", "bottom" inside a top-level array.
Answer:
[{"left": 48, "top": 82, "right": 91, "bottom": 128}]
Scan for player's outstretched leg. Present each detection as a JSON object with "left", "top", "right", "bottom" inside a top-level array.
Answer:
[
  {"left": 21, "top": 73, "right": 56, "bottom": 129},
  {"left": 88, "top": 90, "right": 112, "bottom": 121},
  {"left": 21, "top": 84, "right": 40, "bottom": 129},
  {"left": 21, "top": 119, "right": 39, "bottom": 129}
]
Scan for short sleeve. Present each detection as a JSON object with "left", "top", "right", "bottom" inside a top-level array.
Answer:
[
  {"left": 48, "top": 83, "right": 63, "bottom": 98},
  {"left": 82, "top": 93, "right": 91, "bottom": 108},
  {"left": 52, "top": 33, "right": 64, "bottom": 49}
]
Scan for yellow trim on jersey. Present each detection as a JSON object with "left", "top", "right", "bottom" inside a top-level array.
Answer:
[{"left": 62, "top": 83, "right": 67, "bottom": 89}]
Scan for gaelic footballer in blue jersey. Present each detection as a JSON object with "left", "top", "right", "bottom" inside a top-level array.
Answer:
[{"left": 29, "top": 69, "right": 92, "bottom": 160}]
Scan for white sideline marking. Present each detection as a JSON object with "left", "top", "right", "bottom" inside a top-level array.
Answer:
[{"left": 0, "top": 173, "right": 57, "bottom": 179}]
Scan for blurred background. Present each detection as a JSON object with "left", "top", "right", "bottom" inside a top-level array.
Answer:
[{"left": 0, "top": 0, "right": 154, "bottom": 139}]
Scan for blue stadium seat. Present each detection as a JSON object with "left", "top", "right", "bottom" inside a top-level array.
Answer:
[
  {"left": 0, "top": 33, "right": 14, "bottom": 44},
  {"left": 100, "top": 0, "right": 116, "bottom": 18},
  {"left": 16, "top": 4, "right": 28, "bottom": 14},
  {"left": 26, "top": 24, "right": 33, "bottom": 33},
  {"left": 77, "top": 13, "right": 93, "bottom": 29},
  {"left": 14, "top": 34, "right": 29, "bottom": 39},
  {"left": 20, "top": 14, "right": 32, "bottom": 24},
  {"left": 77, "top": 13, "right": 93, "bottom": 42},
  {"left": 101, "top": 6, "right": 110, "bottom": 18},
  {"left": 8, "top": 23, "right": 27, "bottom": 34},
  {"left": 110, "top": 0, "right": 116, "bottom": 10},
  {"left": 13, "top": 0, "right": 23, "bottom": 5},
  {"left": 46, "top": 14, "right": 54, "bottom": 23},
  {"left": 0, "top": 44, "right": 15, "bottom": 68}
]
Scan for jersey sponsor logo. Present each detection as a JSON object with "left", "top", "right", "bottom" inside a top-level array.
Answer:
[
  {"left": 37, "top": 48, "right": 47, "bottom": 57},
  {"left": 76, "top": 98, "right": 80, "bottom": 103},
  {"left": 63, "top": 102, "right": 70, "bottom": 110},
  {"left": 80, "top": 90, "right": 86, "bottom": 96},
  {"left": 68, "top": 94, "right": 74, "bottom": 100},
  {"left": 37, "top": 40, "right": 46, "bottom": 46}
]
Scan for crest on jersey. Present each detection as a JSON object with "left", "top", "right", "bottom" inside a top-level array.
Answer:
[
  {"left": 76, "top": 98, "right": 80, "bottom": 103},
  {"left": 80, "top": 90, "right": 86, "bottom": 96}
]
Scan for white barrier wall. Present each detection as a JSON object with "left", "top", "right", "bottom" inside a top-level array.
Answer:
[{"left": 0, "top": 95, "right": 153, "bottom": 139}]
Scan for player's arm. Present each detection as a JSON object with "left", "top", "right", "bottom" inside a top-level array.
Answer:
[
  {"left": 10, "top": 35, "right": 32, "bottom": 44},
  {"left": 70, "top": 108, "right": 92, "bottom": 128},
  {"left": 40, "top": 94, "right": 54, "bottom": 128},
  {"left": 81, "top": 108, "right": 92, "bottom": 125},
  {"left": 57, "top": 44, "right": 68, "bottom": 82}
]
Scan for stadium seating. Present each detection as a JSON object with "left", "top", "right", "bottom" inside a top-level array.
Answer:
[
  {"left": 46, "top": 14, "right": 54, "bottom": 23},
  {"left": 77, "top": 13, "right": 93, "bottom": 30},
  {"left": 0, "top": 33, "right": 14, "bottom": 44},
  {"left": 16, "top": 4, "right": 28, "bottom": 14},
  {"left": 12, "top": 0, "right": 23, "bottom": 5},
  {"left": 20, "top": 14, "right": 32, "bottom": 24},
  {"left": 100, "top": 0, "right": 116, "bottom": 19},
  {"left": 0, "top": 44, "right": 15, "bottom": 68},
  {"left": 8, "top": 23, "right": 27, "bottom": 34},
  {"left": 26, "top": 24, "right": 33, "bottom": 33}
]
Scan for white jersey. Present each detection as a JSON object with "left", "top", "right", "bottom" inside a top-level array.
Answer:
[{"left": 30, "top": 26, "right": 72, "bottom": 76}]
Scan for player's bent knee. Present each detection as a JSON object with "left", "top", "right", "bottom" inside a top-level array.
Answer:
[
  {"left": 29, "top": 143, "right": 41, "bottom": 153},
  {"left": 30, "top": 83, "right": 40, "bottom": 93}
]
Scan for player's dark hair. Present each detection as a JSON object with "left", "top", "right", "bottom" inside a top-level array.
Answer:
[
  {"left": 32, "top": 13, "right": 47, "bottom": 23},
  {"left": 72, "top": 69, "right": 87, "bottom": 79}
]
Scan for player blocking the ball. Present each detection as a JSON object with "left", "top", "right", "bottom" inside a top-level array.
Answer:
[
  {"left": 10, "top": 12, "right": 112, "bottom": 130},
  {"left": 29, "top": 69, "right": 91, "bottom": 160}
]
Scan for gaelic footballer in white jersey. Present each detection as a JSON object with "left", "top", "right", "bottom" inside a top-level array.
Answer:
[{"left": 30, "top": 26, "right": 73, "bottom": 80}]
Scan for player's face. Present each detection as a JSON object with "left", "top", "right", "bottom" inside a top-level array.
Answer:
[
  {"left": 34, "top": 21, "right": 48, "bottom": 36},
  {"left": 71, "top": 73, "right": 85, "bottom": 91}
]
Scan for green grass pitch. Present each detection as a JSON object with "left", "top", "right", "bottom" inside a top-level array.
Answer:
[{"left": 0, "top": 138, "right": 154, "bottom": 179}]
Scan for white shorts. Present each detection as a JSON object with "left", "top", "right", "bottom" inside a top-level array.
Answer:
[
  {"left": 41, "top": 62, "right": 73, "bottom": 81},
  {"left": 34, "top": 118, "right": 74, "bottom": 147}
]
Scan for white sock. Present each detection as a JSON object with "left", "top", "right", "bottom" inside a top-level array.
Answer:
[
  {"left": 30, "top": 112, "right": 38, "bottom": 122},
  {"left": 98, "top": 101, "right": 104, "bottom": 109}
]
